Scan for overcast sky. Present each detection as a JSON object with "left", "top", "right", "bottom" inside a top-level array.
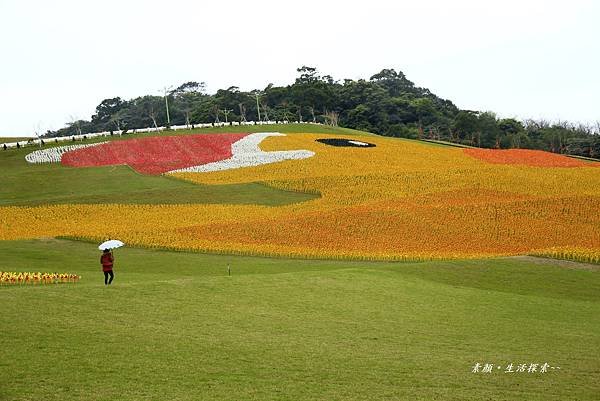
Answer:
[{"left": 0, "top": 0, "right": 598, "bottom": 137}]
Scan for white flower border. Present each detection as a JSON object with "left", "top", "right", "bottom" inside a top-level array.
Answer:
[
  {"left": 25, "top": 142, "right": 107, "bottom": 164},
  {"left": 168, "top": 133, "right": 314, "bottom": 173}
]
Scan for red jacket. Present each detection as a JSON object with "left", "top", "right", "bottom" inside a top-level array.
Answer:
[{"left": 101, "top": 253, "right": 114, "bottom": 271}]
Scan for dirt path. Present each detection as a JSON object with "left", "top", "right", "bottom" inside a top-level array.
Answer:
[{"left": 510, "top": 255, "right": 600, "bottom": 271}]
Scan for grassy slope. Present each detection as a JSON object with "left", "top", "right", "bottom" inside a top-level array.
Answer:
[
  {"left": 0, "top": 137, "right": 31, "bottom": 144},
  {"left": 416, "top": 139, "right": 475, "bottom": 148},
  {"left": 1, "top": 124, "right": 364, "bottom": 206},
  {"left": 0, "top": 239, "right": 598, "bottom": 401}
]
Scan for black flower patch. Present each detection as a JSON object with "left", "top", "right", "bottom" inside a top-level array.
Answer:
[{"left": 316, "top": 138, "right": 376, "bottom": 148}]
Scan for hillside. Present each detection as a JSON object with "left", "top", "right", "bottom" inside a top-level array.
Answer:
[
  {"left": 1, "top": 124, "right": 598, "bottom": 263},
  {"left": 2, "top": 124, "right": 600, "bottom": 401}
]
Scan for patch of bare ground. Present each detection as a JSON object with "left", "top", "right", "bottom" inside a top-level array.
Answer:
[{"left": 510, "top": 255, "right": 600, "bottom": 271}]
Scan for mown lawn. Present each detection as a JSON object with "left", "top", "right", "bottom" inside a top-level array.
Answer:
[{"left": 1, "top": 239, "right": 598, "bottom": 401}]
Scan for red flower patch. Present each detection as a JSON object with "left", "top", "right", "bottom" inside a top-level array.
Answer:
[
  {"left": 61, "top": 133, "right": 248, "bottom": 175},
  {"left": 464, "top": 148, "right": 599, "bottom": 168}
]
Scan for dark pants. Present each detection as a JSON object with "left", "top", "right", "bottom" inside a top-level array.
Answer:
[{"left": 104, "top": 270, "right": 114, "bottom": 285}]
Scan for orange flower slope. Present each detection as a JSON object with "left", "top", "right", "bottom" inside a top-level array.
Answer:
[{"left": 463, "top": 148, "right": 598, "bottom": 168}]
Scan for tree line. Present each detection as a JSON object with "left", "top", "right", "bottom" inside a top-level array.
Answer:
[{"left": 45, "top": 66, "right": 600, "bottom": 158}]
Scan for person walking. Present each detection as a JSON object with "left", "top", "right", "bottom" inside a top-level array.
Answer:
[{"left": 100, "top": 249, "right": 115, "bottom": 285}]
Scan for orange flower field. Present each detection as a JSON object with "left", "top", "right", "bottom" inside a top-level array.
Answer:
[
  {"left": 1, "top": 133, "right": 599, "bottom": 263},
  {"left": 464, "top": 148, "right": 600, "bottom": 167}
]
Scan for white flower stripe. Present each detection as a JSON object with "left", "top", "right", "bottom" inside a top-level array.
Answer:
[
  {"left": 168, "top": 133, "right": 314, "bottom": 173},
  {"left": 25, "top": 142, "right": 108, "bottom": 164}
]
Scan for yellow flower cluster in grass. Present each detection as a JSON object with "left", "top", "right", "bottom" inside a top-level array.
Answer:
[
  {"left": 1, "top": 133, "right": 599, "bottom": 262},
  {"left": 0, "top": 272, "right": 80, "bottom": 285}
]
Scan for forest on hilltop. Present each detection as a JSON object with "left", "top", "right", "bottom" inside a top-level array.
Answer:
[{"left": 45, "top": 67, "right": 600, "bottom": 158}]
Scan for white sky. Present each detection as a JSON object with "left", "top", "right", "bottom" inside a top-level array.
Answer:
[{"left": 0, "top": 0, "right": 598, "bottom": 137}]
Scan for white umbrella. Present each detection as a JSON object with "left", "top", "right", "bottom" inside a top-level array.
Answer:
[{"left": 98, "top": 240, "right": 125, "bottom": 251}]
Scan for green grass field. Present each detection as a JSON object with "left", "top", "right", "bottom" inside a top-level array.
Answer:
[
  {"left": 1, "top": 123, "right": 599, "bottom": 400},
  {"left": 1, "top": 239, "right": 598, "bottom": 401}
]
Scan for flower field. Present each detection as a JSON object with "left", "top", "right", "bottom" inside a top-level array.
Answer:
[
  {"left": 169, "top": 133, "right": 314, "bottom": 173},
  {"left": 0, "top": 271, "right": 80, "bottom": 285},
  {"left": 60, "top": 133, "right": 246, "bottom": 174},
  {"left": 39, "top": 132, "right": 314, "bottom": 175},
  {"left": 2, "top": 132, "right": 600, "bottom": 263},
  {"left": 464, "top": 148, "right": 600, "bottom": 167},
  {"left": 25, "top": 142, "right": 107, "bottom": 164}
]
